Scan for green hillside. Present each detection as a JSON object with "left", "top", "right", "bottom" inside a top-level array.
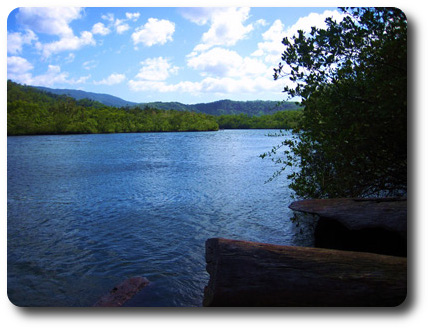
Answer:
[
  {"left": 7, "top": 80, "right": 218, "bottom": 135},
  {"left": 8, "top": 80, "right": 302, "bottom": 135},
  {"left": 32, "top": 84, "right": 300, "bottom": 115}
]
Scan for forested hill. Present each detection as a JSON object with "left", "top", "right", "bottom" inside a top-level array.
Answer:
[
  {"left": 7, "top": 80, "right": 219, "bottom": 135},
  {"left": 34, "top": 86, "right": 137, "bottom": 107},
  {"left": 7, "top": 80, "right": 302, "bottom": 135},
  {"left": 33, "top": 84, "right": 300, "bottom": 115},
  {"left": 142, "top": 99, "right": 300, "bottom": 116}
]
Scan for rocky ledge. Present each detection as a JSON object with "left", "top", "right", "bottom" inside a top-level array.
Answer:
[{"left": 289, "top": 198, "right": 407, "bottom": 256}]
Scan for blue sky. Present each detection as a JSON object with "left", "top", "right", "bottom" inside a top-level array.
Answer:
[{"left": 7, "top": 7, "right": 346, "bottom": 104}]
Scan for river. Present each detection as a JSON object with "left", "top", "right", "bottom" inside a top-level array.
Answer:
[{"left": 7, "top": 129, "right": 312, "bottom": 307}]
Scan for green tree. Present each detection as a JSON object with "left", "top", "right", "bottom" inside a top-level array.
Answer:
[{"left": 263, "top": 7, "right": 407, "bottom": 198}]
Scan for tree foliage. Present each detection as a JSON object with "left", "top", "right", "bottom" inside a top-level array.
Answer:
[
  {"left": 7, "top": 80, "right": 301, "bottom": 135},
  {"left": 216, "top": 110, "right": 302, "bottom": 129},
  {"left": 7, "top": 80, "right": 219, "bottom": 135},
  {"left": 263, "top": 7, "right": 407, "bottom": 198}
]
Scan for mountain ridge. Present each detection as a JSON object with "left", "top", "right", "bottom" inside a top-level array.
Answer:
[{"left": 33, "top": 85, "right": 300, "bottom": 116}]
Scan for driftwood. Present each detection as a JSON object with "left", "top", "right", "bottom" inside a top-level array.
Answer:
[
  {"left": 289, "top": 198, "right": 407, "bottom": 256},
  {"left": 204, "top": 238, "right": 407, "bottom": 307},
  {"left": 93, "top": 276, "right": 149, "bottom": 307}
]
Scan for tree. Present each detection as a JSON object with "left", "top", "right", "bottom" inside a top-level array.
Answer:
[{"left": 263, "top": 8, "right": 407, "bottom": 198}]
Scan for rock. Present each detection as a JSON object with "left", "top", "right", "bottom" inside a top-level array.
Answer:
[
  {"left": 203, "top": 238, "right": 407, "bottom": 307},
  {"left": 93, "top": 276, "right": 150, "bottom": 307},
  {"left": 289, "top": 198, "right": 407, "bottom": 256}
]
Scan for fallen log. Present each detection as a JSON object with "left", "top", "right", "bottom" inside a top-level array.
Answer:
[
  {"left": 204, "top": 238, "right": 407, "bottom": 307},
  {"left": 93, "top": 276, "right": 150, "bottom": 307}
]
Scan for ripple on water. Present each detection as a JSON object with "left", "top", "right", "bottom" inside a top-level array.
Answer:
[{"left": 7, "top": 130, "right": 308, "bottom": 307}]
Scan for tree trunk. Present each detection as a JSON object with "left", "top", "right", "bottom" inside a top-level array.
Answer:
[{"left": 204, "top": 238, "right": 406, "bottom": 307}]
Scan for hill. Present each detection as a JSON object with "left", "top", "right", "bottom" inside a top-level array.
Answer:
[
  {"left": 7, "top": 80, "right": 219, "bottom": 135},
  {"left": 32, "top": 85, "right": 300, "bottom": 116},
  {"left": 140, "top": 99, "right": 299, "bottom": 116},
  {"left": 34, "top": 86, "right": 137, "bottom": 108}
]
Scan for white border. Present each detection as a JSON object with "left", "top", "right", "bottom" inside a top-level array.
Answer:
[{"left": 2, "top": 1, "right": 428, "bottom": 329}]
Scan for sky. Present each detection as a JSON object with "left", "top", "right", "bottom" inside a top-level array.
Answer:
[{"left": 7, "top": 7, "right": 348, "bottom": 104}]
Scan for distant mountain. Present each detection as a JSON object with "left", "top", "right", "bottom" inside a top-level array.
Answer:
[
  {"left": 32, "top": 85, "right": 300, "bottom": 116},
  {"left": 34, "top": 86, "right": 137, "bottom": 108},
  {"left": 140, "top": 99, "right": 300, "bottom": 116}
]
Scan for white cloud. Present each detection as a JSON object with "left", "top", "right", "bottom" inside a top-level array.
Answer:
[
  {"left": 187, "top": 47, "right": 268, "bottom": 78},
  {"left": 201, "top": 8, "right": 253, "bottom": 47},
  {"left": 114, "top": 19, "right": 130, "bottom": 34},
  {"left": 126, "top": 12, "right": 140, "bottom": 21},
  {"left": 92, "top": 22, "right": 110, "bottom": 36},
  {"left": 286, "top": 10, "right": 346, "bottom": 39},
  {"left": 94, "top": 73, "right": 126, "bottom": 85},
  {"left": 131, "top": 18, "right": 175, "bottom": 47},
  {"left": 40, "top": 31, "right": 95, "bottom": 58},
  {"left": 184, "top": 7, "right": 253, "bottom": 51},
  {"left": 104, "top": 12, "right": 142, "bottom": 34},
  {"left": 102, "top": 13, "right": 114, "bottom": 22},
  {"left": 7, "top": 29, "right": 37, "bottom": 54},
  {"left": 128, "top": 79, "right": 202, "bottom": 94},
  {"left": 8, "top": 56, "right": 34, "bottom": 75},
  {"left": 16, "top": 7, "right": 83, "bottom": 37},
  {"left": 15, "top": 7, "right": 96, "bottom": 58},
  {"left": 128, "top": 74, "right": 286, "bottom": 97},
  {"left": 128, "top": 48, "right": 284, "bottom": 96},
  {"left": 255, "top": 19, "right": 268, "bottom": 27},
  {"left": 252, "top": 19, "right": 286, "bottom": 64},
  {"left": 100, "top": 12, "right": 138, "bottom": 34},
  {"left": 135, "top": 57, "right": 179, "bottom": 81},
  {"left": 180, "top": 8, "right": 221, "bottom": 25},
  {"left": 253, "top": 10, "right": 347, "bottom": 64},
  {"left": 82, "top": 60, "right": 98, "bottom": 70},
  {"left": 8, "top": 57, "right": 90, "bottom": 87}
]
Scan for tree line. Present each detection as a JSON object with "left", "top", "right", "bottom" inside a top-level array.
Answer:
[{"left": 7, "top": 80, "right": 301, "bottom": 135}]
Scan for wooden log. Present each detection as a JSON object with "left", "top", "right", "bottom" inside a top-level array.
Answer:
[
  {"left": 204, "top": 238, "right": 407, "bottom": 307},
  {"left": 93, "top": 276, "right": 150, "bottom": 307}
]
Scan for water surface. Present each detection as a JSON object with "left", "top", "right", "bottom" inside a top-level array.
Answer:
[{"left": 7, "top": 130, "right": 310, "bottom": 307}]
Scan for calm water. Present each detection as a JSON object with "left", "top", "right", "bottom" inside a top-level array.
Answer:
[{"left": 7, "top": 129, "right": 311, "bottom": 307}]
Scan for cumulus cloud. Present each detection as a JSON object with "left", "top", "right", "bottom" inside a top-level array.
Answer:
[
  {"left": 179, "top": 7, "right": 222, "bottom": 25},
  {"left": 251, "top": 19, "right": 287, "bottom": 64},
  {"left": 7, "top": 29, "right": 37, "bottom": 54},
  {"left": 8, "top": 56, "right": 90, "bottom": 86},
  {"left": 92, "top": 22, "right": 110, "bottom": 36},
  {"left": 131, "top": 18, "right": 175, "bottom": 47},
  {"left": 15, "top": 7, "right": 96, "bottom": 58},
  {"left": 125, "top": 12, "right": 140, "bottom": 21},
  {"left": 99, "top": 12, "right": 141, "bottom": 34},
  {"left": 16, "top": 7, "right": 83, "bottom": 37},
  {"left": 187, "top": 47, "right": 267, "bottom": 78},
  {"left": 40, "top": 31, "right": 95, "bottom": 58},
  {"left": 114, "top": 19, "right": 130, "bottom": 34},
  {"left": 128, "top": 49, "right": 283, "bottom": 97},
  {"left": 7, "top": 56, "right": 34, "bottom": 75},
  {"left": 183, "top": 7, "right": 253, "bottom": 51},
  {"left": 94, "top": 73, "right": 126, "bottom": 85},
  {"left": 252, "top": 10, "right": 347, "bottom": 64},
  {"left": 128, "top": 74, "right": 285, "bottom": 97},
  {"left": 135, "top": 57, "right": 179, "bottom": 81},
  {"left": 286, "top": 10, "right": 346, "bottom": 38}
]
